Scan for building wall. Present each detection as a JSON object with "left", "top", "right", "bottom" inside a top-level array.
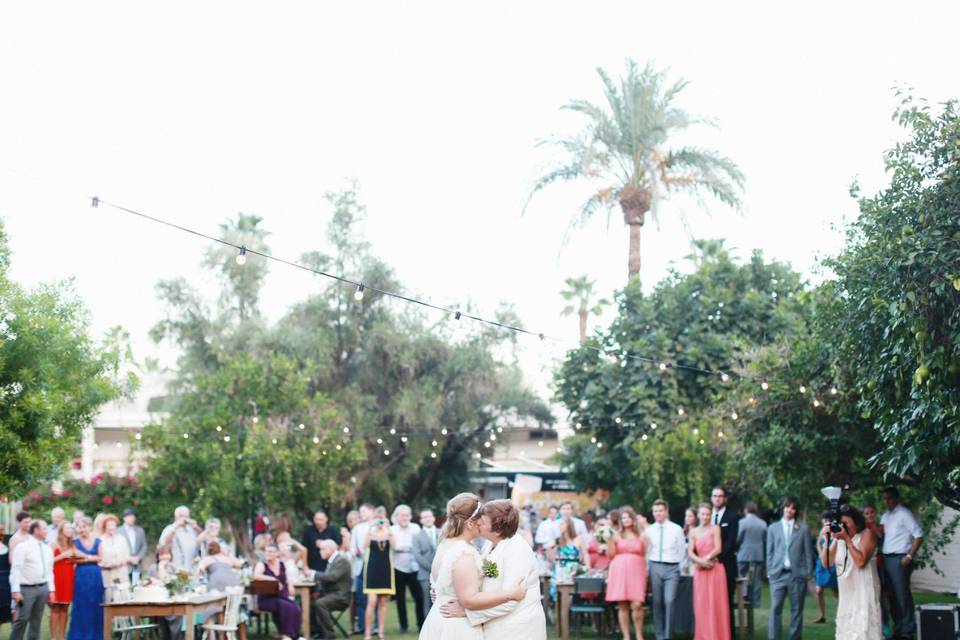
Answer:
[{"left": 911, "top": 507, "right": 960, "bottom": 596}]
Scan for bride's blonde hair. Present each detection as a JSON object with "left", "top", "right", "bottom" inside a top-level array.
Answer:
[{"left": 440, "top": 492, "right": 481, "bottom": 542}]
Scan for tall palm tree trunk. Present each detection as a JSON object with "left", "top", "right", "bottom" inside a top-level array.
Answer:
[
  {"left": 578, "top": 306, "right": 588, "bottom": 344},
  {"left": 620, "top": 186, "right": 652, "bottom": 280}
]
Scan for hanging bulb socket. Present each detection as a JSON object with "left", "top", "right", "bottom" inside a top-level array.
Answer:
[
  {"left": 235, "top": 245, "right": 247, "bottom": 265},
  {"left": 453, "top": 311, "right": 461, "bottom": 320},
  {"left": 354, "top": 283, "right": 365, "bottom": 301}
]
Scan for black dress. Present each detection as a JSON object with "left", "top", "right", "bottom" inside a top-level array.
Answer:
[
  {"left": 362, "top": 537, "right": 395, "bottom": 595},
  {"left": 0, "top": 542, "right": 11, "bottom": 624}
]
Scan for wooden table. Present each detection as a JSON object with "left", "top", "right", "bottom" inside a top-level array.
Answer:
[
  {"left": 554, "top": 582, "right": 573, "bottom": 640},
  {"left": 102, "top": 592, "right": 227, "bottom": 640},
  {"left": 293, "top": 580, "right": 313, "bottom": 640}
]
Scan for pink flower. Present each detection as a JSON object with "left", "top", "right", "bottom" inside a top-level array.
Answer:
[{"left": 102, "top": 495, "right": 114, "bottom": 505}]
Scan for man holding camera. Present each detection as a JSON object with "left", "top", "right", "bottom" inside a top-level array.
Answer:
[
  {"left": 880, "top": 487, "right": 923, "bottom": 640},
  {"left": 159, "top": 506, "right": 202, "bottom": 570},
  {"left": 765, "top": 497, "right": 815, "bottom": 640}
]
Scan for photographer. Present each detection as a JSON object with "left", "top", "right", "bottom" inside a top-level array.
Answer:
[
  {"left": 819, "top": 504, "right": 882, "bottom": 638},
  {"left": 158, "top": 506, "right": 202, "bottom": 570}
]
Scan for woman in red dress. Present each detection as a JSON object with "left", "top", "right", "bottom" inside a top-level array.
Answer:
[
  {"left": 688, "top": 503, "right": 730, "bottom": 640},
  {"left": 586, "top": 517, "right": 613, "bottom": 571},
  {"left": 605, "top": 507, "right": 647, "bottom": 640},
  {"left": 50, "top": 522, "right": 77, "bottom": 640}
]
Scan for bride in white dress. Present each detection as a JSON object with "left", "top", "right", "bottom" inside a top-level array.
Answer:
[{"left": 419, "top": 493, "right": 526, "bottom": 640}]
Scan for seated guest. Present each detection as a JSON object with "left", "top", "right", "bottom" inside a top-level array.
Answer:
[
  {"left": 149, "top": 546, "right": 183, "bottom": 640},
  {"left": 253, "top": 544, "right": 302, "bottom": 640},
  {"left": 197, "top": 542, "right": 243, "bottom": 592},
  {"left": 312, "top": 540, "right": 352, "bottom": 639}
]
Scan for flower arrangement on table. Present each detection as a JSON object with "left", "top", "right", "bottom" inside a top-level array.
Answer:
[{"left": 164, "top": 569, "right": 193, "bottom": 595}]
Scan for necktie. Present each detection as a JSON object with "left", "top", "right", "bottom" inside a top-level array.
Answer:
[
  {"left": 784, "top": 521, "right": 792, "bottom": 568},
  {"left": 714, "top": 512, "right": 719, "bottom": 525},
  {"left": 658, "top": 525, "right": 664, "bottom": 562}
]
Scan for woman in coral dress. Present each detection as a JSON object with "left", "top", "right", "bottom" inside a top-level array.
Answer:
[
  {"left": 586, "top": 517, "right": 613, "bottom": 572},
  {"left": 605, "top": 507, "right": 647, "bottom": 640},
  {"left": 688, "top": 503, "right": 730, "bottom": 640},
  {"left": 50, "top": 523, "right": 77, "bottom": 640}
]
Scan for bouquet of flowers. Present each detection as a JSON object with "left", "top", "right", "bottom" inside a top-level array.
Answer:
[
  {"left": 164, "top": 569, "right": 192, "bottom": 595},
  {"left": 482, "top": 559, "right": 500, "bottom": 578},
  {"left": 594, "top": 525, "right": 615, "bottom": 545}
]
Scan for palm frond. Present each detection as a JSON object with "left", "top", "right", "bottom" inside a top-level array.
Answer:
[{"left": 661, "top": 146, "right": 745, "bottom": 210}]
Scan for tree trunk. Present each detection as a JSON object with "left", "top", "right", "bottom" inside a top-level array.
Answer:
[
  {"left": 619, "top": 186, "right": 651, "bottom": 281},
  {"left": 578, "top": 307, "right": 588, "bottom": 344}
]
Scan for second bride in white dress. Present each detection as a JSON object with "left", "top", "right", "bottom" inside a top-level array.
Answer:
[{"left": 419, "top": 493, "right": 526, "bottom": 640}]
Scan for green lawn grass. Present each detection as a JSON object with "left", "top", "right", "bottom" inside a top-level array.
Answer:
[{"left": 0, "top": 588, "right": 957, "bottom": 640}]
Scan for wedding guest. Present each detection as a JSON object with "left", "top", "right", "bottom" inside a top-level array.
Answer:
[
  {"left": 97, "top": 514, "right": 131, "bottom": 597},
  {"left": 689, "top": 503, "right": 730, "bottom": 640},
  {"left": 279, "top": 542, "right": 306, "bottom": 583},
  {"left": 412, "top": 509, "right": 439, "bottom": 613},
  {"left": 765, "top": 497, "right": 814, "bottom": 640},
  {"left": 644, "top": 499, "right": 686, "bottom": 640},
  {"left": 120, "top": 508, "right": 147, "bottom": 585},
  {"left": 880, "top": 487, "right": 923, "bottom": 640},
  {"left": 253, "top": 531, "right": 274, "bottom": 561},
  {"left": 819, "top": 504, "right": 882, "bottom": 639},
  {"left": 46, "top": 508, "right": 66, "bottom": 545},
  {"left": 275, "top": 528, "right": 308, "bottom": 573},
  {"left": 8, "top": 512, "right": 31, "bottom": 555},
  {"left": 710, "top": 486, "right": 738, "bottom": 639},
  {"left": 606, "top": 507, "right": 647, "bottom": 640},
  {"left": 198, "top": 541, "right": 243, "bottom": 592},
  {"left": 608, "top": 509, "right": 621, "bottom": 532},
  {"left": 50, "top": 523, "right": 77, "bottom": 640},
  {"left": 148, "top": 546, "right": 182, "bottom": 640},
  {"left": 158, "top": 506, "right": 201, "bottom": 570},
  {"left": 303, "top": 510, "right": 342, "bottom": 573},
  {"left": 0, "top": 526, "right": 11, "bottom": 631},
  {"left": 862, "top": 503, "right": 889, "bottom": 629},
  {"left": 312, "top": 540, "right": 352, "bottom": 640},
  {"left": 534, "top": 505, "right": 559, "bottom": 553},
  {"left": 736, "top": 501, "right": 765, "bottom": 610},
  {"left": 681, "top": 507, "right": 697, "bottom": 576},
  {"left": 554, "top": 517, "right": 590, "bottom": 579},
  {"left": 586, "top": 517, "right": 613, "bottom": 571},
  {"left": 363, "top": 511, "right": 396, "bottom": 640},
  {"left": 343, "top": 511, "right": 359, "bottom": 553},
  {"left": 10, "top": 520, "right": 55, "bottom": 640},
  {"left": 71, "top": 511, "right": 85, "bottom": 527},
  {"left": 349, "top": 503, "right": 375, "bottom": 635},
  {"left": 67, "top": 517, "right": 103, "bottom": 640},
  {"left": 253, "top": 544, "right": 302, "bottom": 640},
  {"left": 813, "top": 511, "right": 838, "bottom": 624},
  {"left": 559, "top": 502, "right": 589, "bottom": 538},
  {"left": 196, "top": 517, "right": 229, "bottom": 557}
]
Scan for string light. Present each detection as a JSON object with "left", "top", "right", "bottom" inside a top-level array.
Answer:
[
  {"left": 389, "top": 428, "right": 396, "bottom": 435},
  {"left": 430, "top": 452, "right": 437, "bottom": 458},
  {"left": 431, "top": 440, "right": 438, "bottom": 447},
  {"left": 596, "top": 442, "right": 603, "bottom": 448},
  {"left": 252, "top": 417, "right": 259, "bottom": 424},
  {"left": 830, "top": 387, "right": 839, "bottom": 395},
  {"left": 641, "top": 434, "right": 648, "bottom": 441},
  {"left": 453, "top": 311, "right": 461, "bottom": 320},
  {"left": 223, "top": 435, "right": 230, "bottom": 442},
  {"left": 313, "top": 436, "right": 320, "bottom": 444},
  {"left": 721, "top": 373, "right": 730, "bottom": 382},
  {"left": 813, "top": 399, "right": 821, "bottom": 408},
  {"left": 235, "top": 246, "right": 247, "bottom": 265},
  {"left": 761, "top": 382, "right": 770, "bottom": 391},
  {"left": 441, "top": 428, "right": 448, "bottom": 435},
  {"left": 342, "top": 427, "right": 350, "bottom": 434},
  {"left": 216, "top": 425, "right": 222, "bottom": 432},
  {"left": 575, "top": 422, "right": 582, "bottom": 430},
  {"left": 135, "top": 433, "right": 142, "bottom": 441},
  {"left": 730, "top": 412, "right": 738, "bottom": 421},
  {"left": 353, "top": 284, "right": 365, "bottom": 301},
  {"left": 298, "top": 423, "right": 305, "bottom": 430},
  {"left": 677, "top": 407, "right": 685, "bottom": 416},
  {"left": 799, "top": 385, "right": 807, "bottom": 394},
  {"left": 650, "top": 422, "right": 657, "bottom": 429},
  {"left": 272, "top": 438, "right": 278, "bottom": 444},
  {"left": 183, "top": 433, "right": 189, "bottom": 439},
  {"left": 614, "top": 417, "right": 622, "bottom": 424},
  {"left": 537, "top": 440, "right": 544, "bottom": 447},
  {"left": 401, "top": 436, "right": 408, "bottom": 443},
  {"left": 384, "top": 449, "right": 390, "bottom": 456},
  {"left": 659, "top": 362, "right": 668, "bottom": 371},
  {"left": 377, "top": 438, "right": 383, "bottom": 444}
]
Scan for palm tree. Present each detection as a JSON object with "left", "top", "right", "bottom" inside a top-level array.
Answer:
[
  {"left": 528, "top": 59, "right": 745, "bottom": 282},
  {"left": 561, "top": 275, "right": 609, "bottom": 343}
]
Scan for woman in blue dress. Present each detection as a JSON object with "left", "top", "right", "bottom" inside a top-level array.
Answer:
[
  {"left": 813, "top": 510, "right": 839, "bottom": 624},
  {"left": 67, "top": 517, "right": 104, "bottom": 640}
]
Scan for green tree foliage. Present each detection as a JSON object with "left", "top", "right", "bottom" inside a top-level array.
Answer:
[
  {"left": 138, "top": 188, "right": 551, "bottom": 546},
  {"left": 0, "top": 222, "right": 131, "bottom": 498},
  {"left": 554, "top": 242, "right": 803, "bottom": 511},
  {"left": 822, "top": 96, "right": 960, "bottom": 510},
  {"left": 528, "top": 59, "right": 743, "bottom": 281}
]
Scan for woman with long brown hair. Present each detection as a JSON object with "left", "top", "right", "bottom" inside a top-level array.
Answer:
[
  {"left": 605, "top": 507, "right": 648, "bottom": 640},
  {"left": 49, "top": 523, "right": 77, "bottom": 640}
]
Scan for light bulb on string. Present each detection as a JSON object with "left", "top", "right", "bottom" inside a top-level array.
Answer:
[
  {"left": 659, "top": 362, "right": 667, "bottom": 371},
  {"left": 678, "top": 407, "right": 685, "bottom": 416},
  {"left": 651, "top": 422, "right": 657, "bottom": 430},
  {"left": 298, "top": 424, "right": 305, "bottom": 430},
  {"left": 182, "top": 433, "right": 189, "bottom": 439},
  {"left": 431, "top": 440, "right": 438, "bottom": 447},
  {"left": 377, "top": 438, "right": 383, "bottom": 444},
  {"left": 271, "top": 438, "right": 278, "bottom": 445},
  {"left": 614, "top": 417, "right": 622, "bottom": 424},
  {"left": 401, "top": 436, "right": 408, "bottom": 443},
  {"left": 353, "top": 284, "right": 365, "bottom": 301},
  {"left": 312, "top": 436, "right": 320, "bottom": 444},
  {"left": 761, "top": 382, "right": 769, "bottom": 391},
  {"left": 390, "top": 428, "right": 396, "bottom": 435},
  {"left": 575, "top": 422, "right": 582, "bottom": 430},
  {"left": 252, "top": 417, "right": 258, "bottom": 424},
  {"left": 537, "top": 440, "right": 544, "bottom": 447},
  {"left": 579, "top": 399, "right": 588, "bottom": 409},
  {"left": 489, "top": 433, "right": 496, "bottom": 441},
  {"left": 799, "top": 385, "right": 807, "bottom": 394},
  {"left": 813, "top": 399, "right": 821, "bottom": 408},
  {"left": 216, "top": 425, "right": 222, "bottom": 432},
  {"left": 135, "top": 433, "right": 141, "bottom": 441},
  {"left": 496, "top": 427, "right": 503, "bottom": 433},
  {"left": 699, "top": 439, "right": 705, "bottom": 445},
  {"left": 721, "top": 373, "right": 730, "bottom": 382},
  {"left": 342, "top": 427, "right": 350, "bottom": 434},
  {"left": 641, "top": 434, "right": 648, "bottom": 441},
  {"left": 484, "top": 441, "right": 491, "bottom": 448},
  {"left": 590, "top": 436, "right": 597, "bottom": 443},
  {"left": 335, "top": 444, "right": 342, "bottom": 451},
  {"left": 830, "top": 387, "right": 838, "bottom": 395},
  {"left": 223, "top": 435, "right": 230, "bottom": 442},
  {"left": 597, "top": 442, "right": 603, "bottom": 448},
  {"left": 384, "top": 449, "right": 390, "bottom": 456},
  {"left": 730, "top": 412, "right": 738, "bottom": 421},
  {"left": 235, "top": 246, "right": 247, "bottom": 265},
  {"left": 441, "top": 428, "right": 448, "bottom": 435},
  {"left": 430, "top": 452, "right": 437, "bottom": 458}
]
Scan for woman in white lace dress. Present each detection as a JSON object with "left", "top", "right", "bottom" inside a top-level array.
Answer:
[
  {"left": 419, "top": 493, "right": 526, "bottom": 640},
  {"left": 819, "top": 505, "right": 882, "bottom": 640}
]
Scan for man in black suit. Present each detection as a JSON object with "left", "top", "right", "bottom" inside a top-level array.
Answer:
[{"left": 712, "top": 486, "right": 740, "bottom": 639}]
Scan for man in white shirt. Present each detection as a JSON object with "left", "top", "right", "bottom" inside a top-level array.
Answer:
[
  {"left": 534, "top": 505, "right": 559, "bottom": 551},
  {"left": 45, "top": 508, "right": 65, "bottom": 546},
  {"left": 390, "top": 504, "right": 425, "bottom": 632},
  {"left": 158, "top": 506, "right": 202, "bottom": 570},
  {"left": 10, "top": 520, "right": 55, "bottom": 640},
  {"left": 644, "top": 499, "right": 685, "bottom": 640},
  {"left": 349, "top": 503, "right": 374, "bottom": 634},
  {"left": 558, "top": 502, "right": 589, "bottom": 539},
  {"left": 8, "top": 511, "right": 32, "bottom": 555},
  {"left": 880, "top": 487, "right": 923, "bottom": 640}
]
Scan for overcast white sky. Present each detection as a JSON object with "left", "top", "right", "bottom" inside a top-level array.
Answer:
[{"left": 1, "top": 2, "right": 958, "bottom": 405}]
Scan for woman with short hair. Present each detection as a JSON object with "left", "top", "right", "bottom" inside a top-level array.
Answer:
[
  {"left": 253, "top": 544, "right": 302, "bottom": 640},
  {"left": 96, "top": 514, "right": 130, "bottom": 597}
]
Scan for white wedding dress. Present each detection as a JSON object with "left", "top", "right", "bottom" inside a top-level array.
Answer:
[
  {"left": 419, "top": 539, "right": 485, "bottom": 640},
  {"left": 835, "top": 533, "right": 883, "bottom": 640}
]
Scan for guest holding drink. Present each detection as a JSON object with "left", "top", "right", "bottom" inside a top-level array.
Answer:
[
  {"left": 253, "top": 544, "right": 302, "bottom": 640},
  {"left": 67, "top": 517, "right": 104, "bottom": 640},
  {"left": 605, "top": 507, "right": 647, "bottom": 640},
  {"left": 689, "top": 503, "right": 730, "bottom": 640},
  {"left": 50, "top": 523, "right": 77, "bottom": 640}
]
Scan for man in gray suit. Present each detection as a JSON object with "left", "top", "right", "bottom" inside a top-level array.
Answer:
[
  {"left": 765, "top": 497, "right": 815, "bottom": 640},
  {"left": 313, "top": 540, "right": 352, "bottom": 639},
  {"left": 412, "top": 508, "right": 440, "bottom": 612},
  {"left": 737, "top": 502, "right": 766, "bottom": 609},
  {"left": 120, "top": 508, "right": 148, "bottom": 585}
]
